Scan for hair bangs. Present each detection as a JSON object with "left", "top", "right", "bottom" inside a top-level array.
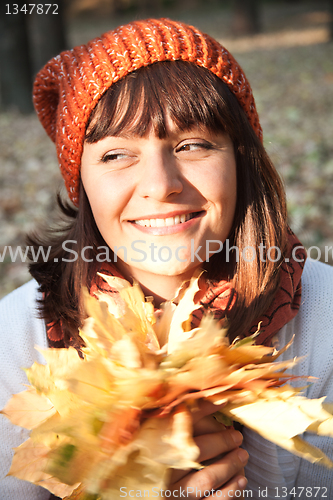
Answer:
[{"left": 85, "top": 60, "right": 241, "bottom": 142}]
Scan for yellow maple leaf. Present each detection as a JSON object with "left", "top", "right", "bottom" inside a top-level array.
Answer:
[
  {"left": 1, "top": 386, "right": 55, "bottom": 430},
  {"left": 7, "top": 437, "right": 80, "bottom": 497},
  {"left": 84, "top": 405, "right": 199, "bottom": 499},
  {"left": 221, "top": 389, "right": 333, "bottom": 467},
  {"left": 167, "top": 272, "right": 202, "bottom": 354}
]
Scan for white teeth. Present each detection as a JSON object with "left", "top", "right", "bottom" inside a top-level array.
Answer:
[
  {"left": 134, "top": 213, "right": 195, "bottom": 227},
  {"left": 134, "top": 220, "right": 145, "bottom": 226},
  {"left": 155, "top": 219, "right": 165, "bottom": 227}
]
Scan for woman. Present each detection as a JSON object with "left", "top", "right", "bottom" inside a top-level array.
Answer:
[{"left": 0, "top": 18, "right": 332, "bottom": 500}]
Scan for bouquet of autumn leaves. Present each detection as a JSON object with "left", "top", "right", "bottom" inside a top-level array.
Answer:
[{"left": 2, "top": 274, "right": 333, "bottom": 499}]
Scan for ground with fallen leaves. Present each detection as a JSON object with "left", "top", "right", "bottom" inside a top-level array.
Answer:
[{"left": 0, "top": 1, "right": 332, "bottom": 298}]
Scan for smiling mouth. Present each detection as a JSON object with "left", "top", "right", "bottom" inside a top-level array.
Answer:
[{"left": 132, "top": 212, "right": 204, "bottom": 228}]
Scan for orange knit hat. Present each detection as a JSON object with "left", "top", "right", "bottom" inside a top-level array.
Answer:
[{"left": 33, "top": 18, "right": 262, "bottom": 205}]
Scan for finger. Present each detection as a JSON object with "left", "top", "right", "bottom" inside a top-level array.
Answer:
[
  {"left": 169, "top": 447, "right": 249, "bottom": 498},
  {"left": 169, "top": 428, "right": 242, "bottom": 485},
  {"left": 193, "top": 415, "right": 226, "bottom": 436},
  {"left": 191, "top": 400, "right": 226, "bottom": 425},
  {"left": 211, "top": 474, "right": 248, "bottom": 499},
  {"left": 169, "top": 429, "right": 243, "bottom": 484},
  {"left": 195, "top": 429, "right": 243, "bottom": 463}
]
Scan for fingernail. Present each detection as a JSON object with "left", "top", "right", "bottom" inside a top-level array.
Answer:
[
  {"left": 237, "top": 448, "right": 249, "bottom": 464},
  {"left": 238, "top": 476, "right": 248, "bottom": 489},
  {"left": 231, "top": 430, "right": 243, "bottom": 446}
]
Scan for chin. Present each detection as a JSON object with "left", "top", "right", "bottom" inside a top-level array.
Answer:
[{"left": 138, "top": 261, "right": 200, "bottom": 278}]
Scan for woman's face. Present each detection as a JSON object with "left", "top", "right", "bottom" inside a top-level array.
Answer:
[{"left": 81, "top": 118, "right": 237, "bottom": 284}]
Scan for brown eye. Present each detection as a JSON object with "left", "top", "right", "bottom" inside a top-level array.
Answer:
[
  {"left": 101, "top": 152, "right": 127, "bottom": 162},
  {"left": 176, "top": 142, "right": 213, "bottom": 153}
]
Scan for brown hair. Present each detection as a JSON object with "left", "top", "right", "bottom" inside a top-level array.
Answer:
[{"left": 28, "top": 60, "right": 287, "bottom": 345}]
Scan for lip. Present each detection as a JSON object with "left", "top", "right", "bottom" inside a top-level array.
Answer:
[{"left": 128, "top": 210, "right": 205, "bottom": 235}]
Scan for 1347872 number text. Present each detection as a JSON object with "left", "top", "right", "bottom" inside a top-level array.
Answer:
[
  {"left": 275, "top": 486, "right": 327, "bottom": 498},
  {"left": 5, "top": 4, "right": 58, "bottom": 14}
]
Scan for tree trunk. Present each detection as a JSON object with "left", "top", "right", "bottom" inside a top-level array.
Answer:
[
  {"left": 231, "top": 0, "right": 261, "bottom": 36},
  {"left": 0, "top": 6, "right": 33, "bottom": 113},
  {"left": 28, "top": 0, "right": 68, "bottom": 75},
  {"left": 329, "top": 0, "right": 333, "bottom": 41}
]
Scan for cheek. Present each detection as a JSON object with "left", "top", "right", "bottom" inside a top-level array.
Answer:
[
  {"left": 82, "top": 172, "right": 133, "bottom": 223},
  {"left": 206, "top": 162, "right": 237, "bottom": 211}
]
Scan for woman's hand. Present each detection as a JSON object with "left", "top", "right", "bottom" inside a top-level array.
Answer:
[{"left": 168, "top": 401, "right": 249, "bottom": 499}]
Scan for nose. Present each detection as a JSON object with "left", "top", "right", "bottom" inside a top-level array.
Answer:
[{"left": 137, "top": 149, "right": 183, "bottom": 201}]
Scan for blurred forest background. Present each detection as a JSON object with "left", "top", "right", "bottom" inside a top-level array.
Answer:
[{"left": 0, "top": 0, "right": 333, "bottom": 298}]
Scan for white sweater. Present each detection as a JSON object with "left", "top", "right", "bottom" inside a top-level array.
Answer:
[
  {"left": 243, "top": 259, "right": 333, "bottom": 499},
  {"left": 0, "top": 259, "right": 332, "bottom": 500}
]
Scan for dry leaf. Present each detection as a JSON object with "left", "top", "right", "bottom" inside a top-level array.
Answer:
[
  {"left": 1, "top": 386, "right": 55, "bottom": 429},
  {"left": 3, "top": 274, "right": 333, "bottom": 499}
]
